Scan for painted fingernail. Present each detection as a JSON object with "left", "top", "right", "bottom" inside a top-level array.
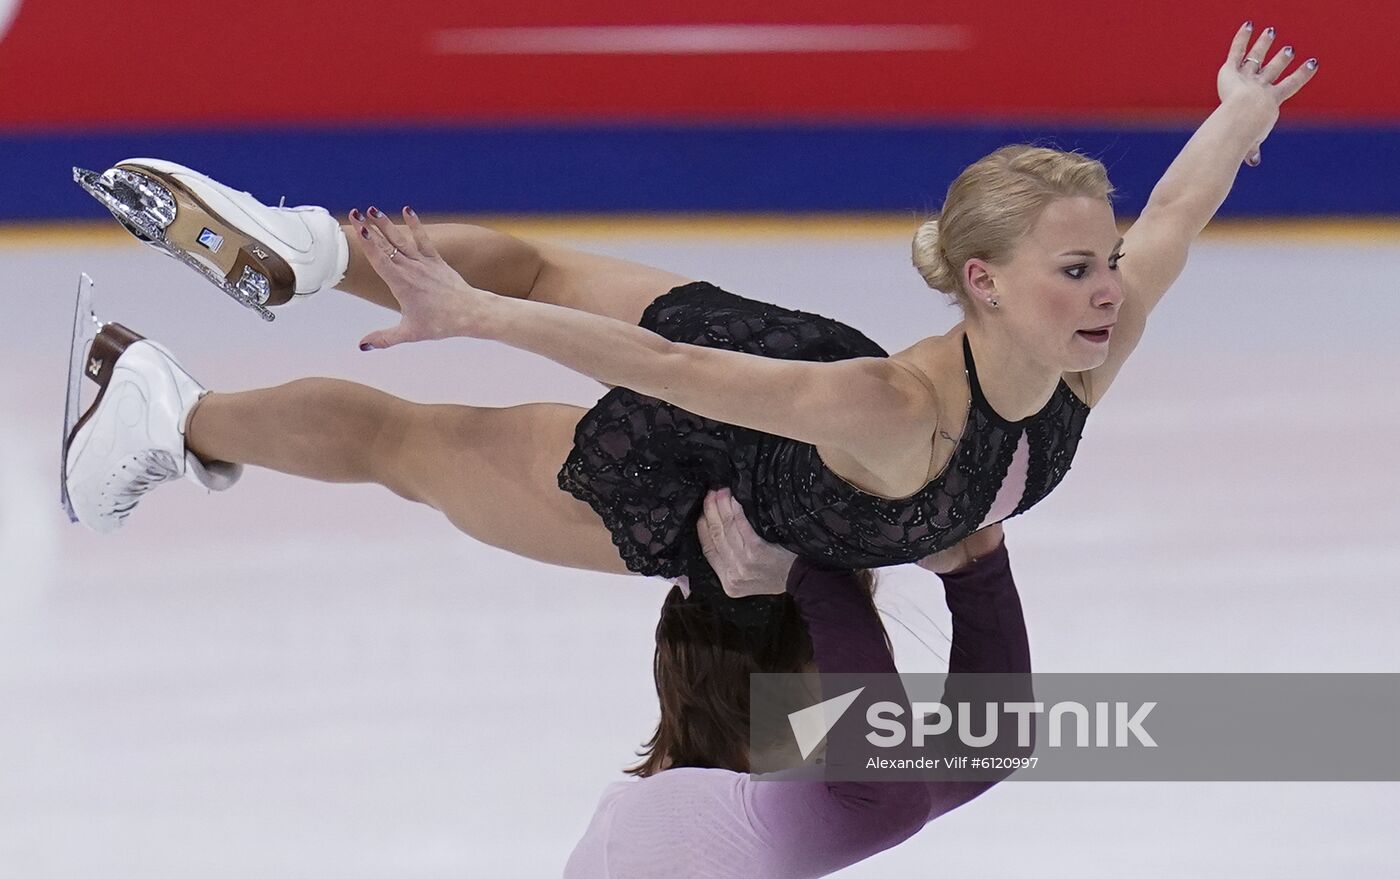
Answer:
[
  {"left": 359, "top": 226, "right": 370, "bottom": 239},
  {"left": 1265, "top": 27, "right": 1274, "bottom": 36},
  {"left": 404, "top": 205, "right": 415, "bottom": 216},
  {"left": 359, "top": 342, "right": 373, "bottom": 352},
  {"left": 349, "top": 208, "right": 363, "bottom": 221},
  {"left": 1306, "top": 58, "right": 1318, "bottom": 69},
  {"left": 368, "top": 206, "right": 382, "bottom": 218},
  {"left": 1244, "top": 21, "right": 1252, "bottom": 30}
]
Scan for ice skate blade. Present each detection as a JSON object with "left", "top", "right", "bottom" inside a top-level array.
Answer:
[
  {"left": 73, "top": 165, "right": 278, "bottom": 321},
  {"left": 60, "top": 274, "right": 146, "bottom": 524},
  {"left": 61, "top": 273, "right": 100, "bottom": 523}
]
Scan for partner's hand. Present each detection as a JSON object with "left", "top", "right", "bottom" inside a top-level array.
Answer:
[
  {"left": 1218, "top": 22, "right": 1319, "bottom": 167},
  {"left": 350, "top": 207, "right": 492, "bottom": 350},
  {"left": 916, "top": 523, "right": 1004, "bottom": 575},
  {"left": 696, "top": 487, "right": 798, "bottom": 597}
]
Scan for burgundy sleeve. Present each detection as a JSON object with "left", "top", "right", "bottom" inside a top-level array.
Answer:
[
  {"left": 941, "top": 539, "right": 1030, "bottom": 675},
  {"left": 923, "top": 538, "right": 1034, "bottom": 821},
  {"left": 783, "top": 558, "right": 898, "bottom": 676}
]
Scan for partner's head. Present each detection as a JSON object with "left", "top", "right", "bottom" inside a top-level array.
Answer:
[
  {"left": 628, "top": 572, "right": 880, "bottom": 778},
  {"left": 913, "top": 145, "right": 1123, "bottom": 371}
]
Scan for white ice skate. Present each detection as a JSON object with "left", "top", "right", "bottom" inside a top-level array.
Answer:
[
  {"left": 72, "top": 159, "right": 349, "bottom": 321},
  {"left": 61, "top": 275, "right": 242, "bottom": 533}
]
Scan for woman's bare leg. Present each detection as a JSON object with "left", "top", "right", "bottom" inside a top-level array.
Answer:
[
  {"left": 185, "top": 378, "right": 632, "bottom": 574},
  {"left": 334, "top": 219, "right": 691, "bottom": 327}
]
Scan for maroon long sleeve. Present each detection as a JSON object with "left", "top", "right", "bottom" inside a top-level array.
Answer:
[
  {"left": 941, "top": 540, "right": 1030, "bottom": 676},
  {"left": 923, "top": 538, "right": 1033, "bottom": 819},
  {"left": 783, "top": 559, "right": 898, "bottom": 676}
]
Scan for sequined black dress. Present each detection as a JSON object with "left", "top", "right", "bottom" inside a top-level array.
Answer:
[{"left": 558, "top": 282, "right": 1090, "bottom": 588}]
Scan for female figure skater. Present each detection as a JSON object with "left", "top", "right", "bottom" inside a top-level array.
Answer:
[
  {"left": 66, "top": 25, "right": 1314, "bottom": 615},
  {"left": 567, "top": 492, "right": 1025, "bottom": 877}
]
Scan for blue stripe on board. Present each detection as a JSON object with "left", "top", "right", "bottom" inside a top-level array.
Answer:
[{"left": 1, "top": 123, "right": 1396, "bottom": 221}]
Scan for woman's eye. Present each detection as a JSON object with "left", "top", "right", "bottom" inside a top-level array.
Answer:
[{"left": 1064, "top": 265, "right": 1087, "bottom": 280}]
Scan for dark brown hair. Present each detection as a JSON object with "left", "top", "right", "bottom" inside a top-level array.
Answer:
[{"left": 627, "top": 570, "right": 881, "bottom": 777}]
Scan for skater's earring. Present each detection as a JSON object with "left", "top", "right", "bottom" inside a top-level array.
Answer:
[{"left": 965, "top": 261, "right": 998, "bottom": 310}]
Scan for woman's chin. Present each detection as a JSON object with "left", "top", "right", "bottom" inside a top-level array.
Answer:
[{"left": 1063, "top": 349, "right": 1110, "bottom": 373}]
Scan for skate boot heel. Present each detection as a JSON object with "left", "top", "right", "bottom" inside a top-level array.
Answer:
[
  {"left": 230, "top": 242, "right": 298, "bottom": 307},
  {"left": 68, "top": 322, "right": 147, "bottom": 455},
  {"left": 85, "top": 322, "right": 145, "bottom": 388}
]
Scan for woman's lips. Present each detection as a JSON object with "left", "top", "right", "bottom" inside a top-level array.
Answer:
[{"left": 1076, "top": 327, "right": 1112, "bottom": 343}]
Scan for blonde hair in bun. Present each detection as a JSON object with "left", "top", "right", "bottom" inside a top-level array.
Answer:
[{"left": 911, "top": 218, "right": 955, "bottom": 294}]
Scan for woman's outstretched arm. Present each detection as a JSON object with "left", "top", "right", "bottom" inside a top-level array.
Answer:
[
  {"left": 480, "top": 294, "right": 932, "bottom": 451},
  {"left": 1084, "top": 22, "right": 1319, "bottom": 404},
  {"left": 348, "top": 212, "right": 936, "bottom": 455}
]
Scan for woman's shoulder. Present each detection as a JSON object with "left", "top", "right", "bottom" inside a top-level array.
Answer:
[
  {"left": 816, "top": 329, "right": 970, "bottom": 498},
  {"left": 887, "top": 327, "right": 970, "bottom": 415}
]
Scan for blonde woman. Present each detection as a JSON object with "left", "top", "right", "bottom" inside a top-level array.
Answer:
[{"left": 67, "top": 25, "right": 1314, "bottom": 619}]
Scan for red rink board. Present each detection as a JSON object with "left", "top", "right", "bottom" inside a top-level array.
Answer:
[{"left": 0, "top": 0, "right": 1391, "bottom": 129}]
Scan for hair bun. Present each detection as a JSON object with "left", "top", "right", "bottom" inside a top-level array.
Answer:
[{"left": 912, "top": 218, "right": 952, "bottom": 292}]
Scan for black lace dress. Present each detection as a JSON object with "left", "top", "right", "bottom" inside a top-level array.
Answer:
[{"left": 558, "top": 282, "right": 1090, "bottom": 619}]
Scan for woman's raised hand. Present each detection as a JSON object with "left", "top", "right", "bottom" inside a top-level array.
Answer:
[
  {"left": 350, "top": 207, "right": 492, "bottom": 351},
  {"left": 1218, "top": 22, "right": 1320, "bottom": 167}
]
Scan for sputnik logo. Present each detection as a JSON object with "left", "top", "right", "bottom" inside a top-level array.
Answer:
[{"left": 787, "top": 687, "right": 864, "bottom": 760}]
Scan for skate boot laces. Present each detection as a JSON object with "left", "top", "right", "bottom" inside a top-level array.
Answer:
[{"left": 103, "top": 449, "right": 183, "bottom": 523}]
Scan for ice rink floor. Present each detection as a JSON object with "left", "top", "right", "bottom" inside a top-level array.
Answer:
[{"left": 2, "top": 220, "right": 1398, "bottom": 877}]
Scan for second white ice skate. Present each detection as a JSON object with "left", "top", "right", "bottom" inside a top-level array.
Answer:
[
  {"left": 62, "top": 277, "right": 242, "bottom": 533},
  {"left": 73, "top": 159, "right": 349, "bottom": 321}
]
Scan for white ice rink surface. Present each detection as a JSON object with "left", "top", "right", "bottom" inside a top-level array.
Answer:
[{"left": 1, "top": 226, "right": 1398, "bottom": 877}]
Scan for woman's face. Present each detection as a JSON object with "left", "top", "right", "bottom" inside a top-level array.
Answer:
[{"left": 977, "top": 196, "right": 1124, "bottom": 373}]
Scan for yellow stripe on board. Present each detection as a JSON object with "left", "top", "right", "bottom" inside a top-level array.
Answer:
[{"left": 3, "top": 214, "right": 1400, "bottom": 249}]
